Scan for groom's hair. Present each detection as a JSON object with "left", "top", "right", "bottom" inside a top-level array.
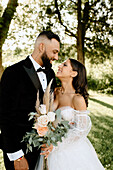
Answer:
[{"left": 38, "top": 31, "right": 60, "bottom": 43}]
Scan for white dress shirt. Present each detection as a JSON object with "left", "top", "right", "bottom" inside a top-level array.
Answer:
[
  {"left": 29, "top": 55, "right": 47, "bottom": 92},
  {"left": 7, "top": 55, "right": 47, "bottom": 161}
]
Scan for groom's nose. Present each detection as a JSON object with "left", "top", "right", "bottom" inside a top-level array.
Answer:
[{"left": 54, "top": 54, "right": 59, "bottom": 61}]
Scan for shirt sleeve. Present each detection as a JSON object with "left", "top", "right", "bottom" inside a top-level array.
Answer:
[{"left": 7, "top": 149, "right": 24, "bottom": 161}]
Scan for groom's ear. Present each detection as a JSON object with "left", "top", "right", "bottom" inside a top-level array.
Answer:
[
  {"left": 71, "top": 71, "right": 78, "bottom": 78},
  {"left": 39, "top": 43, "right": 45, "bottom": 53}
]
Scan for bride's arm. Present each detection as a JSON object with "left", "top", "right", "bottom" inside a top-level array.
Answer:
[
  {"left": 70, "top": 94, "right": 91, "bottom": 138},
  {"left": 72, "top": 94, "right": 87, "bottom": 111}
]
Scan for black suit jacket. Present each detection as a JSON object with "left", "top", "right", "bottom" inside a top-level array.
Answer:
[{"left": 0, "top": 56, "right": 56, "bottom": 153}]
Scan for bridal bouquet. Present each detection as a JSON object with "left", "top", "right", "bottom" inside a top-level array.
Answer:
[{"left": 22, "top": 80, "right": 69, "bottom": 155}]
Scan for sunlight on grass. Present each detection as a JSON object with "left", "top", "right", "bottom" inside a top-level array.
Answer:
[
  {"left": 0, "top": 150, "right": 5, "bottom": 170},
  {"left": 88, "top": 91, "right": 113, "bottom": 170}
]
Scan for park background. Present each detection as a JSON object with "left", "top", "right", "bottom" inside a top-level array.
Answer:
[{"left": 0, "top": 0, "right": 113, "bottom": 169}]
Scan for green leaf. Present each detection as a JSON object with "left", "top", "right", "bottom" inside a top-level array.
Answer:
[
  {"left": 55, "top": 109, "right": 62, "bottom": 123},
  {"left": 47, "top": 140, "right": 51, "bottom": 146},
  {"left": 29, "top": 137, "right": 33, "bottom": 144},
  {"left": 33, "top": 140, "right": 40, "bottom": 147},
  {"left": 51, "top": 137, "right": 56, "bottom": 142},
  {"left": 61, "top": 120, "right": 69, "bottom": 127},
  {"left": 38, "top": 138, "right": 44, "bottom": 142},
  {"left": 29, "top": 146, "right": 32, "bottom": 152}
]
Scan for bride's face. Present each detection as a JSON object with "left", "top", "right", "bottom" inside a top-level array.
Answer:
[{"left": 56, "top": 59, "right": 73, "bottom": 78}]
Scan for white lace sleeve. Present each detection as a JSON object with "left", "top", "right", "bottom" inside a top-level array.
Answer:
[
  {"left": 69, "top": 110, "right": 91, "bottom": 138},
  {"left": 51, "top": 109, "right": 92, "bottom": 153}
]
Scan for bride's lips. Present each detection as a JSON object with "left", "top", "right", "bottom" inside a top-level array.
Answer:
[{"left": 57, "top": 69, "right": 62, "bottom": 74}]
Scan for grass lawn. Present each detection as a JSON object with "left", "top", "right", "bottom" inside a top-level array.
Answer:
[
  {"left": 0, "top": 91, "right": 113, "bottom": 170},
  {"left": 88, "top": 91, "right": 113, "bottom": 170},
  {"left": 0, "top": 149, "right": 5, "bottom": 170}
]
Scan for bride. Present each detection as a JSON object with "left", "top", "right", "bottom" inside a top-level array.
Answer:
[{"left": 35, "top": 58, "right": 104, "bottom": 170}]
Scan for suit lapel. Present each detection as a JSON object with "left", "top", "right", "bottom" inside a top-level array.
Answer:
[{"left": 23, "top": 56, "right": 41, "bottom": 91}]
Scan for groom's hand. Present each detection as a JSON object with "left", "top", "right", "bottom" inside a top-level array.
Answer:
[{"left": 14, "top": 156, "right": 29, "bottom": 170}]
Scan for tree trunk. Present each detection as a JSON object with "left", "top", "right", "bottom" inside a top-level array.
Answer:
[
  {"left": 77, "top": 0, "right": 85, "bottom": 64},
  {"left": 0, "top": 49, "right": 4, "bottom": 79},
  {"left": 0, "top": 0, "right": 18, "bottom": 79}
]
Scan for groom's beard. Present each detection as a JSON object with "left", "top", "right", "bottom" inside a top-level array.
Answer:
[{"left": 41, "top": 52, "right": 52, "bottom": 69}]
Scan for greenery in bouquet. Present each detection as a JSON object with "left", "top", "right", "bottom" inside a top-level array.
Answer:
[{"left": 22, "top": 80, "right": 70, "bottom": 154}]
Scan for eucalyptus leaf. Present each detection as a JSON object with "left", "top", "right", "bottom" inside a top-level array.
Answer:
[
  {"left": 33, "top": 140, "right": 40, "bottom": 147},
  {"left": 29, "top": 137, "right": 33, "bottom": 145},
  {"left": 38, "top": 138, "right": 44, "bottom": 142},
  {"left": 29, "top": 145, "right": 32, "bottom": 152},
  {"left": 51, "top": 137, "right": 56, "bottom": 142},
  {"left": 47, "top": 140, "right": 51, "bottom": 146},
  {"left": 55, "top": 109, "right": 61, "bottom": 121}
]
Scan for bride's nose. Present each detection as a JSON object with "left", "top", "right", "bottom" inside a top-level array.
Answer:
[{"left": 58, "top": 63, "right": 63, "bottom": 68}]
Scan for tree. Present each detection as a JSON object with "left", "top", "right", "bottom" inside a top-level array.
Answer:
[
  {"left": 0, "top": 0, "right": 18, "bottom": 78},
  {"left": 0, "top": 0, "right": 43, "bottom": 78},
  {"left": 38, "top": 0, "right": 113, "bottom": 64}
]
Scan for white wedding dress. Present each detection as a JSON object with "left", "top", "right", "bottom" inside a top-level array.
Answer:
[{"left": 35, "top": 106, "right": 104, "bottom": 170}]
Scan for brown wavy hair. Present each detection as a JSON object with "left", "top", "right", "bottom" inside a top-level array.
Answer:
[{"left": 69, "top": 58, "right": 89, "bottom": 107}]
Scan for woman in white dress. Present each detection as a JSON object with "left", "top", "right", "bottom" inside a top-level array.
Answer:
[{"left": 35, "top": 58, "right": 104, "bottom": 170}]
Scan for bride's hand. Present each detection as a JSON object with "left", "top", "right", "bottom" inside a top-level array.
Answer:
[{"left": 40, "top": 144, "right": 53, "bottom": 159}]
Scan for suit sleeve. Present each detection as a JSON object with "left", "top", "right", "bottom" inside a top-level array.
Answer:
[{"left": 1, "top": 67, "right": 24, "bottom": 153}]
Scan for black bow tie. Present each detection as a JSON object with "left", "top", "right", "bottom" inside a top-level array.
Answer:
[{"left": 37, "top": 67, "right": 46, "bottom": 73}]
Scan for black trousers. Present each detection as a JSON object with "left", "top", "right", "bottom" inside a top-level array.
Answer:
[{"left": 3, "top": 149, "right": 40, "bottom": 170}]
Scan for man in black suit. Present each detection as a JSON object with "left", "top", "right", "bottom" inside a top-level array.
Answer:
[{"left": 0, "top": 31, "right": 60, "bottom": 170}]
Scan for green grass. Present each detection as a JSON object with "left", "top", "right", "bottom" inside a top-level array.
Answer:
[
  {"left": 0, "top": 149, "right": 5, "bottom": 170},
  {"left": 88, "top": 91, "right": 113, "bottom": 170},
  {"left": 0, "top": 91, "right": 113, "bottom": 170}
]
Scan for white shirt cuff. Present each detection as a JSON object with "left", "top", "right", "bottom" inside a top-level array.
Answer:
[{"left": 7, "top": 149, "right": 24, "bottom": 161}]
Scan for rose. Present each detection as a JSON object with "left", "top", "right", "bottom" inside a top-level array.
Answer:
[
  {"left": 47, "top": 112, "right": 56, "bottom": 122},
  {"left": 37, "top": 115, "right": 49, "bottom": 127},
  {"left": 37, "top": 126, "right": 48, "bottom": 136},
  {"left": 39, "top": 104, "right": 46, "bottom": 114},
  {"left": 34, "top": 123, "right": 48, "bottom": 136}
]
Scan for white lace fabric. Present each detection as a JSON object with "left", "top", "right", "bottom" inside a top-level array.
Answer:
[{"left": 52, "top": 107, "right": 92, "bottom": 152}]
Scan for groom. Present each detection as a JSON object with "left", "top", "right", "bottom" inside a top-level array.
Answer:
[{"left": 0, "top": 31, "right": 60, "bottom": 170}]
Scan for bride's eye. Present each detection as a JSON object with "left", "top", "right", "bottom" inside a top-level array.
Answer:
[{"left": 63, "top": 63, "right": 67, "bottom": 66}]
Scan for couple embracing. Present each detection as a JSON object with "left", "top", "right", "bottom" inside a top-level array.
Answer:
[{"left": 0, "top": 31, "right": 104, "bottom": 170}]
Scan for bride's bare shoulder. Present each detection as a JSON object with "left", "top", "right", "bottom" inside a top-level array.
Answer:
[{"left": 72, "top": 94, "right": 86, "bottom": 110}]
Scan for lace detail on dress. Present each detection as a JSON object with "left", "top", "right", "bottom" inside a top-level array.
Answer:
[{"left": 52, "top": 107, "right": 91, "bottom": 152}]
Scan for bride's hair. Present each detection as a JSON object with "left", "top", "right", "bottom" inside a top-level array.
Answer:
[{"left": 69, "top": 58, "right": 89, "bottom": 107}]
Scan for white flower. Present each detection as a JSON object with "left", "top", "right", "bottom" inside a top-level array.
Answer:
[
  {"left": 47, "top": 112, "right": 56, "bottom": 122},
  {"left": 39, "top": 104, "right": 46, "bottom": 114},
  {"left": 38, "top": 115, "right": 49, "bottom": 127}
]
